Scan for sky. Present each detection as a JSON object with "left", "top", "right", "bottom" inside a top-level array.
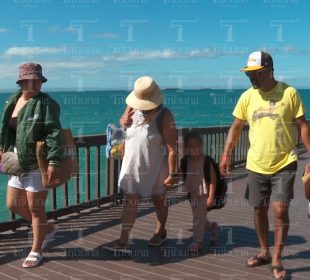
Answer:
[{"left": 0, "top": 0, "right": 309, "bottom": 91}]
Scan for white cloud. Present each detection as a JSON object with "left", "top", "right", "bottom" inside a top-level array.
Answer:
[
  {"left": 47, "top": 26, "right": 60, "bottom": 33},
  {"left": 44, "top": 61, "right": 100, "bottom": 69},
  {"left": 3, "top": 47, "right": 65, "bottom": 57},
  {"left": 0, "top": 60, "right": 102, "bottom": 86},
  {"left": 64, "top": 26, "right": 78, "bottom": 33},
  {"left": 0, "top": 28, "right": 8, "bottom": 33},
  {"left": 93, "top": 33, "right": 120, "bottom": 39},
  {"left": 0, "top": 63, "right": 19, "bottom": 79},
  {"left": 101, "top": 48, "right": 225, "bottom": 62}
]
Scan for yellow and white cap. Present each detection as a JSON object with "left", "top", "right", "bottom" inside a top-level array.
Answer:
[{"left": 241, "top": 51, "right": 273, "bottom": 72}]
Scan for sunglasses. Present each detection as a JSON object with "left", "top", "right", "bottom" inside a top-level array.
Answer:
[{"left": 245, "top": 69, "right": 269, "bottom": 77}]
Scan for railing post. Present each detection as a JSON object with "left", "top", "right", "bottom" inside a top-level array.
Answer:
[
  {"left": 95, "top": 145, "right": 101, "bottom": 207},
  {"left": 85, "top": 146, "right": 91, "bottom": 202},
  {"left": 105, "top": 158, "right": 116, "bottom": 196},
  {"left": 74, "top": 147, "right": 80, "bottom": 213}
]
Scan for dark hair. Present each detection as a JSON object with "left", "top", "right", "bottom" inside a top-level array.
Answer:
[{"left": 184, "top": 131, "right": 202, "bottom": 148}]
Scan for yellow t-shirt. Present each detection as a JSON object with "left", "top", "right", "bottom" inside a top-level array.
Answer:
[{"left": 233, "top": 82, "right": 305, "bottom": 174}]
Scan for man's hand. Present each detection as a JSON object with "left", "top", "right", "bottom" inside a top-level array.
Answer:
[
  {"left": 220, "top": 154, "right": 231, "bottom": 176},
  {"left": 220, "top": 118, "right": 245, "bottom": 176},
  {"left": 47, "top": 165, "right": 61, "bottom": 185}
]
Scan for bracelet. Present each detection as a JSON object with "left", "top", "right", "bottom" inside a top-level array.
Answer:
[{"left": 169, "top": 172, "right": 178, "bottom": 178}]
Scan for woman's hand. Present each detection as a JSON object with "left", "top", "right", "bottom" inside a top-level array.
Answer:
[
  {"left": 47, "top": 165, "right": 61, "bottom": 184},
  {"left": 207, "top": 197, "right": 215, "bottom": 208},
  {"left": 120, "top": 106, "right": 134, "bottom": 128},
  {"left": 164, "top": 175, "right": 176, "bottom": 188}
]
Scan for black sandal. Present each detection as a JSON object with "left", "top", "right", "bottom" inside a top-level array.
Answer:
[
  {"left": 271, "top": 265, "right": 288, "bottom": 279},
  {"left": 246, "top": 255, "right": 272, "bottom": 267}
]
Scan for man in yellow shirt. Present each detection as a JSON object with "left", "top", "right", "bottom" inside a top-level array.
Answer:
[{"left": 220, "top": 51, "right": 310, "bottom": 280}]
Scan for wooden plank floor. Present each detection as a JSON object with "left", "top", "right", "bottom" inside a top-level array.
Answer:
[{"left": 1, "top": 152, "right": 310, "bottom": 280}]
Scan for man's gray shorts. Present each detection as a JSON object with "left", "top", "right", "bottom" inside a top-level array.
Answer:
[{"left": 245, "top": 161, "right": 297, "bottom": 207}]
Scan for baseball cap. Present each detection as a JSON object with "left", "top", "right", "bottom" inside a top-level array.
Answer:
[{"left": 241, "top": 51, "right": 273, "bottom": 72}]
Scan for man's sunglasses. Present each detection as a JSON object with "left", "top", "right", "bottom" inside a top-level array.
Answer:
[{"left": 245, "top": 69, "right": 270, "bottom": 77}]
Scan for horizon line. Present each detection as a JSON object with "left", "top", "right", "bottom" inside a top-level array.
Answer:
[{"left": 1, "top": 87, "right": 310, "bottom": 93}]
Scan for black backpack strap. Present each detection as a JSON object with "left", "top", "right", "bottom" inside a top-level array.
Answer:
[
  {"left": 203, "top": 155, "right": 212, "bottom": 185},
  {"left": 180, "top": 157, "right": 188, "bottom": 182}
]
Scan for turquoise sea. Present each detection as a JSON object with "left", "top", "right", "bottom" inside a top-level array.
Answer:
[{"left": 0, "top": 89, "right": 309, "bottom": 222}]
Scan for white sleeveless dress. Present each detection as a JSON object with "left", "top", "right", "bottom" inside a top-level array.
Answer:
[{"left": 118, "top": 109, "right": 168, "bottom": 197}]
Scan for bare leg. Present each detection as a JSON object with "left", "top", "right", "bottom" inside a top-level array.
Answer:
[
  {"left": 247, "top": 205, "right": 271, "bottom": 265},
  {"left": 190, "top": 195, "right": 207, "bottom": 244},
  {"left": 22, "top": 190, "right": 48, "bottom": 267},
  {"left": 6, "top": 186, "right": 54, "bottom": 233},
  {"left": 271, "top": 201, "right": 289, "bottom": 279},
  {"left": 119, "top": 194, "right": 139, "bottom": 244},
  {"left": 26, "top": 190, "right": 48, "bottom": 252},
  {"left": 151, "top": 194, "right": 168, "bottom": 236},
  {"left": 6, "top": 186, "right": 32, "bottom": 222},
  {"left": 254, "top": 205, "right": 270, "bottom": 255}
]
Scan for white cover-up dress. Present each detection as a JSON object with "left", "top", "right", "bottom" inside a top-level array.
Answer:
[{"left": 118, "top": 109, "right": 168, "bottom": 197}]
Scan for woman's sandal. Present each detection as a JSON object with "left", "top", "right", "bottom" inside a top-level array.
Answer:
[
  {"left": 271, "top": 265, "right": 288, "bottom": 279},
  {"left": 104, "top": 240, "right": 131, "bottom": 254},
  {"left": 246, "top": 255, "right": 272, "bottom": 267},
  {"left": 187, "top": 242, "right": 203, "bottom": 254},
  {"left": 42, "top": 225, "right": 58, "bottom": 250},
  {"left": 22, "top": 251, "right": 44, "bottom": 268}
]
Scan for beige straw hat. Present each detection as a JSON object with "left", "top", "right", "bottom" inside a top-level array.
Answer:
[{"left": 126, "top": 76, "right": 163, "bottom": 110}]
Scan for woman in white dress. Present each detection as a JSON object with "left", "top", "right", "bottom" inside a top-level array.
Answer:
[{"left": 106, "top": 76, "right": 177, "bottom": 253}]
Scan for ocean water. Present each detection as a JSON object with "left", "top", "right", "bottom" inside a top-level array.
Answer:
[{"left": 0, "top": 88, "right": 309, "bottom": 222}]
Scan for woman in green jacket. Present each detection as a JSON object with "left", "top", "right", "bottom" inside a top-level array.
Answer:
[{"left": 0, "top": 63, "right": 63, "bottom": 268}]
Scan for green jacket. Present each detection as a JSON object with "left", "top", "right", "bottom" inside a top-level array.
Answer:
[{"left": 0, "top": 90, "right": 63, "bottom": 172}]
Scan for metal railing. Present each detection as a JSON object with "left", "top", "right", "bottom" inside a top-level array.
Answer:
[{"left": 2, "top": 123, "right": 301, "bottom": 233}]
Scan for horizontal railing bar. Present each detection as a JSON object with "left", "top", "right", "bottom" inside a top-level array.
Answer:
[{"left": 74, "top": 134, "right": 106, "bottom": 148}]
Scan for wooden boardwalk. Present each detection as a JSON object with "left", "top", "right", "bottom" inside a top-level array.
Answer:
[{"left": 1, "top": 152, "right": 310, "bottom": 280}]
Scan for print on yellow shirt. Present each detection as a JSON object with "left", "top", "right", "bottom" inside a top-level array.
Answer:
[{"left": 252, "top": 100, "right": 284, "bottom": 121}]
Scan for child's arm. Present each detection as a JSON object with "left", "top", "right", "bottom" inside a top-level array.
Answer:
[{"left": 207, "top": 162, "right": 217, "bottom": 208}]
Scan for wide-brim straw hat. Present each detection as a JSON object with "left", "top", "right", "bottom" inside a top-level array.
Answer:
[
  {"left": 126, "top": 76, "right": 163, "bottom": 110},
  {"left": 16, "top": 63, "right": 47, "bottom": 84}
]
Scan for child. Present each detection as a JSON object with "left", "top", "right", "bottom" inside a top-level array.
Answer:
[{"left": 179, "top": 131, "right": 219, "bottom": 253}]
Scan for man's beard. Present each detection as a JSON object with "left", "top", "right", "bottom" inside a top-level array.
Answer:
[{"left": 250, "top": 78, "right": 260, "bottom": 89}]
